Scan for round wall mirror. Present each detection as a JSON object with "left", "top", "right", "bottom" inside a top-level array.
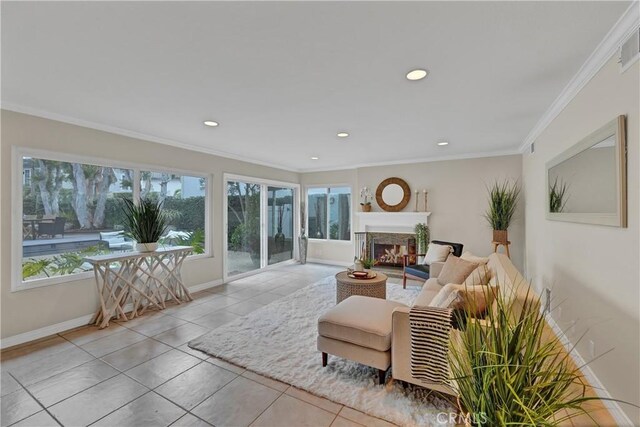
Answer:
[
  {"left": 382, "top": 184, "right": 404, "bottom": 206},
  {"left": 376, "top": 177, "right": 411, "bottom": 212}
]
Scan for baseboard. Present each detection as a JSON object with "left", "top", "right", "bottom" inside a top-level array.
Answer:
[
  {"left": 1, "top": 314, "right": 94, "bottom": 350},
  {"left": 1, "top": 279, "right": 225, "bottom": 350},
  {"left": 546, "top": 314, "right": 634, "bottom": 426},
  {"left": 188, "top": 278, "right": 224, "bottom": 293},
  {"left": 306, "top": 258, "right": 351, "bottom": 267}
]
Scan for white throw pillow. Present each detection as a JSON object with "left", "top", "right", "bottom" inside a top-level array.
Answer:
[{"left": 423, "top": 243, "right": 453, "bottom": 266}]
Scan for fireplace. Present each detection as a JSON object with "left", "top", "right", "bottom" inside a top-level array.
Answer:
[
  {"left": 372, "top": 243, "right": 407, "bottom": 267},
  {"left": 355, "top": 232, "right": 416, "bottom": 268},
  {"left": 354, "top": 212, "right": 430, "bottom": 273}
]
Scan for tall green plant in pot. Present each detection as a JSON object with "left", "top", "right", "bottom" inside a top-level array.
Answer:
[
  {"left": 414, "top": 223, "right": 430, "bottom": 261},
  {"left": 484, "top": 180, "right": 520, "bottom": 245},
  {"left": 449, "top": 283, "right": 621, "bottom": 426},
  {"left": 121, "top": 198, "right": 168, "bottom": 252}
]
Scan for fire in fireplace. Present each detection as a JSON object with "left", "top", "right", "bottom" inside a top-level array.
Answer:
[{"left": 372, "top": 243, "right": 407, "bottom": 267}]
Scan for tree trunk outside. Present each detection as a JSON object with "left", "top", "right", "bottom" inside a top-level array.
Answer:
[
  {"left": 160, "top": 173, "right": 171, "bottom": 202},
  {"left": 92, "top": 167, "right": 114, "bottom": 228},
  {"left": 71, "top": 163, "right": 91, "bottom": 229}
]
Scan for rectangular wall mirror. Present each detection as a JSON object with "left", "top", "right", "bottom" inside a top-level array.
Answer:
[{"left": 546, "top": 115, "right": 627, "bottom": 227}]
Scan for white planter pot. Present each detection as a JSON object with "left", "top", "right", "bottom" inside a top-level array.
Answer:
[{"left": 136, "top": 242, "right": 159, "bottom": 252}]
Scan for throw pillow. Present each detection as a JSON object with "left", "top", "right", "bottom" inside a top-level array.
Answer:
[
  {"left": 429, "top": 283, "right": 459, "bottom": 308},
  {"left": 437, "top": 256, "right": 478, "bottom": 286},
  {"left": 438, "top": 283, "right": 499, "bottom": 317},
  {"left": 460, "top": 251, "right": 490, "bottom": 265},
  {"left": 423, "top": 243, "right": 453, "bottom": 265},
  {"left": 463, "top": 265, "right": 491, "bottom": 287}
]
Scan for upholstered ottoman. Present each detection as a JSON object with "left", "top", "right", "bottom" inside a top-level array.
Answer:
[{"left": 317, "top": 295, "right": 407, "bottom": 384}]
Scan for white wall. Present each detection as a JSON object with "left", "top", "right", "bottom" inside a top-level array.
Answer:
[
  {"left": 523, "top": 56, "right": 639, "bottom": 423},
  {"left": 1, "top": 110, "right": 299, "bottom": 340},
  {"left": 301, "top": 155, "right": 524, "bottom": 269}
]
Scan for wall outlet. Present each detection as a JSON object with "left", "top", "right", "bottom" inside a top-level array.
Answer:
[
  {"left": 557, "top": 306, "right": 562, "bottom": 320},
  {"left": 589, "top": 340, "right": 596, "bottom": 359}
]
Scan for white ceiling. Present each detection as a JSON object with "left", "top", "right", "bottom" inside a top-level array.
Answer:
[{"left": 1, "top": 1, "right": 630, "bottom": 172}]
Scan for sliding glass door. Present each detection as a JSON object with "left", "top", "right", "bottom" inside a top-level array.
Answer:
[
  {"left": 225, "top": 176, "right": 297, "bottom": 279},
  {"left": 227, "top": 181, "right": 262, "bottom": 277}
]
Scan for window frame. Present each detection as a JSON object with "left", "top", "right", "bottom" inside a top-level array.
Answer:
[
  {"left": 305, "top": 184, "right": 353, "bottom": 243},
  {"left": 12, "top": 146, "right": 212, "bottom": 292}
]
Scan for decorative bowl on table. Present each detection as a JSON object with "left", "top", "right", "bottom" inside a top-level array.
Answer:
[{"left": 347, "top": 270, "right": 377, "bottom": 280}]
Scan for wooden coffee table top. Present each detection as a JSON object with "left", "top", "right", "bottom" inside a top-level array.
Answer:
[{"left": 335, "top": 271, "right": 388, "bottom": 285}]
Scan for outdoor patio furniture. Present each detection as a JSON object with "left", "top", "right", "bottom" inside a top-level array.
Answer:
[
  {"left": 37, "top": 217, "right": 66, "bottom": 238},
  {"left": 22, "top": 215, "right": 38, "bottom": 240},
  {"left": 100, "top": 231, "right": 134, "bottom": 250}
]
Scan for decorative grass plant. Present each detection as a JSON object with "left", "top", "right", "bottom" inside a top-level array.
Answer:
[
  {"left": 449, "top": 283, "right": 617, "bottom": 426},
  {"left": 121, "top": 198, "right": 168, "bottom": 244},
  {"left": 549, "top": 177, "right": 569, "bottom": 213},
  {"left": 484, "top": 180, "right": 520, "bottom": 231}
]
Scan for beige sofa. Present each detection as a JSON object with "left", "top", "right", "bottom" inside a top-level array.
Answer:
[{"left": 391, "top": 252, "right": 535, "bottom": 394}]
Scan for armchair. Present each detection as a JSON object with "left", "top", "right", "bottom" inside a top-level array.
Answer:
[{"left": 402, "top": 240, "right": 464, "bottom": 288}]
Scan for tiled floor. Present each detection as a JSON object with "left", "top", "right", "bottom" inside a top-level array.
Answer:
[{"left": 1, "top": 263, "right": 400, "bottom": 427}]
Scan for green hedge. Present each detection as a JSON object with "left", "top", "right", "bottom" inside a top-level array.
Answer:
[
  {"left": 104, "top": 195, "right": 205, "bottom": 231},
  {"left": 161, "top": 196, "right": 205, "bottom": 230}
]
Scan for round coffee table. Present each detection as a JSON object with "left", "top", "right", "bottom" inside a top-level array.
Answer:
[{"left": 335, "top": 271, "right": 388, "bottom": 304}]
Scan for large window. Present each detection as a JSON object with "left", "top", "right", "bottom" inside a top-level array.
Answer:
[
  {"left": 140, "top": 171, "right": 206, "bottom": 254},
  {"left": 307, "top": 187, "right": 351, "bottom": 241},
  {"left": 18, "top": 153, "right": 208, "bottom": 286}
]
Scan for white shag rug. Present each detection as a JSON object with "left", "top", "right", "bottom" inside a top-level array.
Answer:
[{"left": 189, "top": 276, "right": 456, "bottom": 426}]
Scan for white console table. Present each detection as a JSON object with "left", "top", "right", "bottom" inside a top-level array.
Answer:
[{"left": 84, "top": 246, "right": 193, "bottom": 328}]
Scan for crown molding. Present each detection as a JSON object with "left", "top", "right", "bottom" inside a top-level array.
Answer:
[
  {"left": 3, "top": 103, "right": 522, "bottom": 174},
  {"left": 1, "top": 104, "right": 299, "bottom": 173},
  {"left": 519, "top": 2, "right": 640, "bottom": 153},
  {"left": 298, "top": 149, "right": 522, "bottom": 173}
]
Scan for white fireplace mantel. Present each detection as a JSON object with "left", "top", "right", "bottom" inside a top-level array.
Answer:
[{"left": 355, "top": 212, "right": 431, "bottom": 233}]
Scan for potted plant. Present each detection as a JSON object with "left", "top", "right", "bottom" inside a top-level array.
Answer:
[
  {"left": 121, "top": 198, "right": 168, "bottom": 252},
  {"left": 549, "top": 177, "right": 569, "bottom": 213},
  {"left": 484, "top": 180, "right": 520, "bottom": 245},
  {"left": 414, "top": 223, "right": 430, "bottom": 260},
  {"left": 360, "top": 187, "right": 373, "bottom": 212},
  {"left": 449, "top": 284, "right": 621, "bottom": 426}
]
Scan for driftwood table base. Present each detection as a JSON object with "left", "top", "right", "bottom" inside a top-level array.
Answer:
[{"left": 85, "top": 246, "right": 193, "bottom": 328}]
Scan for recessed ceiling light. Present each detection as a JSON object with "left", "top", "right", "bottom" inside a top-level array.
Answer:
[
  {"left": 406, "top": 69, "right": 428, "bottom": 81},
  {"left": 337, "top": 132, "right": 349, "bottom": 138},
  {"left": 311, "top": 156, "right": 319, "bottom": 160},
  {"left": 203, "top": 120, "right": 219, "bottom": 127},
  {"left": 437, "top": 141, "right": 449, "bottom": 146}
]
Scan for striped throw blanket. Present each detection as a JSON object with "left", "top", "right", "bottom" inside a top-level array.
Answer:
[{"left": 408, "top": 305, "right": 453, "bottom": 384}]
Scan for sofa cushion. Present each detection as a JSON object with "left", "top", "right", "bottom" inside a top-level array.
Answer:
[
  {"left": 423, "top": 243, "right": 453, "bottom": 265},
  {"left": 461, "top": 251, "right": 490, "bottom": 265},
  {"left": 318, "top": 296, "right": 406, "bottom": 352},
  {"left": 405, "top": 264, "right": 430, "bottom": 280},
  {"left": 437, "top": 256, "right": 478, "bottom": 286},
  {"left": 463, "top": 265, "right": 491, "bottom": 287},
  {"left": 413, "top": 278, "right": 442, "bottom": 307}
]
